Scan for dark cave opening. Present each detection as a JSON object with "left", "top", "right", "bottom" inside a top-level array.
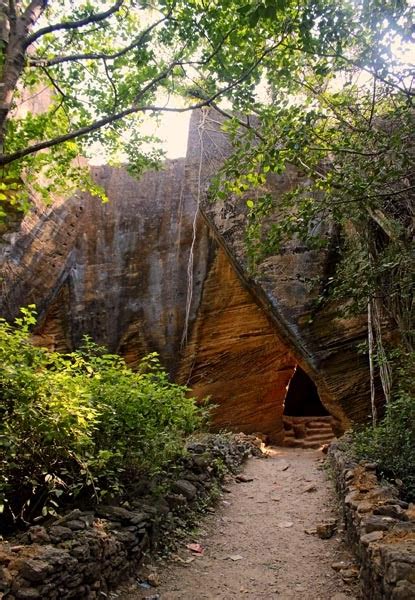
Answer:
[{"left": 283, "top": 366, "right": 329, "bottom": 417}]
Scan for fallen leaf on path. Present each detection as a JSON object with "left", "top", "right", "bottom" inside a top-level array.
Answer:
[
  {"left": 303, "top": 484, "right": 317, "bottom": 493},
  {"left": 340, "top": 566, "right": 359, "bottom": 581},
  {"left": 271, "top": 497, "right": 281, "bottom": 502},
  {"left": 331, "top": 561, "right": 351, "bottom": 571},
  {"left": 235, "top": 474, "right": 254, "bottom": 483},
  {"left": 186, "top": 543, "right": 204, "bottom": 554},
  {"left": 316, "top": 520, "right": 337, "bottom": 539},
  {"left": 304, "top": 528, "right": 317, "bottom": 535},
  {"left": 147, "top": 573, "right": 160, "bottom": 587},
  {"left": 228, "top": 554, "right": 244, "bottom": 561},
  {"left": 172, "top": 555, "right": 185, "bottom": 563},
  {"left": 277, "top": 521, "right": 294, "bottom": 528},
  {"left": 276, "top": 461, "right": 290, "bottom": 471}
]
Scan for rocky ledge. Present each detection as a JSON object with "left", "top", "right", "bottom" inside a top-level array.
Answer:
[
  {"left": 329, "top": 441, "right": 415, "bottom": 600},
  {"left": 0, "top": 434, "right": 261, "bottom": 600}
]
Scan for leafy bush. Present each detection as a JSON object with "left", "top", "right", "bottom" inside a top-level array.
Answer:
[
  {"left": 352, "top": 378, "right": 415, "bottom": 502},
  {"left": 0, "top": 307, "right": 207, "bottom": 532}
]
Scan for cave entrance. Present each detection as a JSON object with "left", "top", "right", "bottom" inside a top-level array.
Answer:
[
  {"left": 282, "top": 366, "right": 335, "bottom": 448},
  {"left": 283, "top": 366, "right": 328, "bottom": 417}
]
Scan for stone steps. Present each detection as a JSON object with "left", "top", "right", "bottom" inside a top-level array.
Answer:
[
  {"left": 282, "top": 415, "right": 336, "bottom": 449},
  {"left": 284, "top": 427, "right": 333, "bottom": 434},
  {"left": 283, "top": 416, "right": 333, "bottom": 423},
  {"left": 306, "top": 422, "right": 334, "bottom": 431},
  {"left": 306, "top": 433, "right": 335, "bottom": 442},
  {"left": 284, "top": 438, "right": 335, "bottom": 449}
]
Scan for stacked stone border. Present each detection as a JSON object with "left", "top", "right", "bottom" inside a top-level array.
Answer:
[
  {"left": 329, "top": 441, "right": 415, "bottom": 600},
  {"left": 0, "top": 434, "right": 259, "bottom": 600}
]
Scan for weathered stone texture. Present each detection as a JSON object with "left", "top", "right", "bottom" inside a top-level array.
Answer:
[
  {"left": 186, "top": 108, "right": 377, "bottom": 428},
  {"left": 0, "top": 108, "right": 378, "bottom": 436},
  {"left": 0, "top": 435, "right": 257, "bottom": 600},
  {"left": 0, "top": 151, "right": 300, "bottom": 439},
  {"left": 178, "top": 245, "right": 296, "bottom": 442},
  {"left": 1, "top": 160, "right": 211, "bottom": 376},
  {"left": 329, "top": 442, "right": 415, "bottom": 599}
]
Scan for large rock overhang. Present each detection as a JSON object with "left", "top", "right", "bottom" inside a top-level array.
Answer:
[
  {"left": 0, "top": 108, "right": 376, "bottom": 439},
  {"left": 186, "top": 108, "right": 377, "bottom": 429}
]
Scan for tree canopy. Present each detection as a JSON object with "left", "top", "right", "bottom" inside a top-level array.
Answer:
[{"left": 1, "top": 1, "right": 410, "bottom": 204}]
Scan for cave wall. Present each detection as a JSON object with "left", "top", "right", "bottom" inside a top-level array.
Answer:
[
  {"left": 1, "top": 160, "right": 211, "bottom": 376},
  {"left": 178, "top": 246, "right": 296, "bottom": 442},
  {"left": 0, "top": 108, "right": 376, "bottom": 436},
  {"left": 186, "top": 108, "right": 376, "bottom": 428}
]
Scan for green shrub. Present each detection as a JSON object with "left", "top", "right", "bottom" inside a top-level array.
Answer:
[
  {"left": 0, "top": 307, "right": 207, "bottom": 532},
  {"left": 352, "top": 384, "right": 415, "bottom": 502}
]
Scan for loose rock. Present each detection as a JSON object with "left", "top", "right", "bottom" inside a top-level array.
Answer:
[{"left": 316, "top": 519, "right": 337, "bottom": 539}]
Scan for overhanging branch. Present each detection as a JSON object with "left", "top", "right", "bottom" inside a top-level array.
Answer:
[
  {"left": 24, "top": 0, "right": 124, "bottom": 48},
  {"left": 1, "top": 41, "right": 282, "bottom": 166},
  {"left": 28, "top": 13, "right": 169, "bottom": 67}
]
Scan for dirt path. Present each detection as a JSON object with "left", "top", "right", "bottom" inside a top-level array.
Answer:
[{"left": 115, "top": 447, "right": 360, "bottom": 600}]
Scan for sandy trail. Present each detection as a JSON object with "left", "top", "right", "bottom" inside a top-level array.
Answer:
[{"left": 116, "top": 447, "right": 359, "bottom": 600}]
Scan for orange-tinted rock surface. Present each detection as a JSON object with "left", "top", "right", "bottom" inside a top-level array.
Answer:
[
  {"left": 1, "top": 160, "right": 210, "bottom": 375},
  {"left": 0, "top": 108, "right": 376, "bottom": 437},
  {"left": 178, "top": 246, "right": 296, "bottom": 442},
  {"left": 186, "top": 109, "right": 377, "bottom": 429}
]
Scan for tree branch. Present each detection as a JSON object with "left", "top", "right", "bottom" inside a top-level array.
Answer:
[
  {"left": 28, "top": 13, "right": 169, "bottom": 67},
  {"left": 209, "top": 101, "right": 266, "bottom": 142},
  {"left": 24, "top": 0, "right": 124, "bottom": 48},
  {"left": 103, "top": 59, "right": 117, "bottom": 111},
  {"left": 40, "top": 65, "right": 67, "bottom": 100},
  {"left": 309, "top": 144, "right": 387, "bottom": 157},
  {"left": 0, "top": 42, "right": 282, "bottom": 166},
  {"left": 282, "top": 42, "right": 415, "bottom": 99},
  {"left": 368, "top": 75, "right": 377, "bottom": 127},
  {"left": 8, "top": 0, "right": 17, "bottom": 23}
]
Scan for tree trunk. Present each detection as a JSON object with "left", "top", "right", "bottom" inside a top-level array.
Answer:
[{"left": 0, "top": 0, "right": 47, "bottom": 151}]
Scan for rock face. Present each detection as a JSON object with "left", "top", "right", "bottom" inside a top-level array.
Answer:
[
  {"left": 186, "top": 109, "right": 377, "bottom": 428},
  {"left": 178, "top": 245, "right": 296, "bottom": 442},
  {"left": 0, "top": 108, "right": 376, "bottom": 438},
  {"left": 1, "top": 160, "right": 211, "bottom": 375}
]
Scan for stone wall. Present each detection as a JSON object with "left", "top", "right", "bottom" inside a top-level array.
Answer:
[
  {"left": 329, "top": 441, "right": 415, "bottom": 599},
  {"left": 0, "top": 435, "right": 257, "bottom": 600}
]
